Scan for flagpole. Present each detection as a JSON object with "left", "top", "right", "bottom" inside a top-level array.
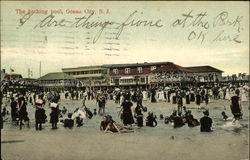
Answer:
[
  {"left": 39, "top": 61, "right": 41, "bottom": 78},
  {"left": 28, "top": 68, "right": 30, "bottom": 78}
]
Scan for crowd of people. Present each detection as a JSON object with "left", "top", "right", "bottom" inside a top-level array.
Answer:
[{"left": 0, "top": 82, "right": 248, "bottom": 133}]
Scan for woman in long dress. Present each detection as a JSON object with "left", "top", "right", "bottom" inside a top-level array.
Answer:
[
  {"left": 120, "top": 93, "right": 125, "bottom": 104},
  {"left": 241, "top": 88, "right": 247, "bottom": 102},
  {"left": 120, "top": 97, "right": 134, "bottom": 126},
  {"left": 195, "top": 93, "right": 201, "bottom": 109},
  {"left": 50, "top": 103, "right": 59, "bottom": 129},
  {"left": 185, "top": 90, "right": 190, "bottom": 105},
  {"left": 190, "top": 90, "right": 195, "bottom": 102},
  {"left": 208, "top": 89, "right": 213, "bottom": 99},
  {"left": 17, "top": 93, "right": 29, "bottom": 130},
  {"left": 218, "top": 88, "right": 223, "bottom": 99},
  {"left": 135, "top": 104, "right": 143, "bottom": 127},
  {"left": 34, "top": 94, "right": 46, "bottom": 130},
  {"left": 150, "top": 89, "right": 157, "bottom": 103},
  {"left": 158, "top": 89, "right": 165, "bottom": 102},
  {"left": 177, "top": 94, "right": 183, "bottom": 112},
  {"left": 172, "top": 92, "right": 177, "bottom": 104},
  {"left": 230, "top": 92, "right": 242, "bottom": 125},
  {"left": 225, "top": 88, "right": 230, "bottom": 100},
  {"left": 142, "top": 90, "right": 147, "bottom": 101},
  {"left": 10, "top": 97, "right": 18, "bottom": 122}
]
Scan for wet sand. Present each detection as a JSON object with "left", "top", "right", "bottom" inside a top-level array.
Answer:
[{"left": 1, "top": 98, "right": 249, "bottom": 160}]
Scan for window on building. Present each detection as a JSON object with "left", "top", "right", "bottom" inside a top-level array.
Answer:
[
  {"left": 137, "top": 67, "right": 143, "bottom": 73},
  {"left": 113, "top": 69, "right": 118, "bottom": 74},
  {"left": 151, "top": 66, "right": 156, "bottom": 71},
  {"left": 125, "top": 68, "right": 130, "bottom": 74}
]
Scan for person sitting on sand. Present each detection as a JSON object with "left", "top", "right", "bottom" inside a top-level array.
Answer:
[
  {"left": 200, "top": 110, "right": 213, "bottom": 132},
  {"left": 134, "top": 104, "right": 143, "bottom": 127},
  {"left": 76, "top": 116, "right": 83, "bottom": 127},
  {"left": 61, "top": 106, "right": 67, "bottom": 115},
  {"left": 159, "top": 114, "right": 164, "bottom": 120},
  {"left": 164, "top": 110, "right": 176, "bottom": 124},
  {"left": 173, "top": 111, "right": 185, "bottom": 128},
  {"left": 221, "top": 111, "right": 233, "bottom": 121},
  {"left": 100, "top": 115, "right": 134, "bottom": 133},
  {"left": 93, "top": 109, "right": 97, "bottom": 116},
  {"left": 146, "top": 112, "right": 157, "bottom": 127},
  {"left": 64, "top": 113, "right": 74, "bottom": 128},
  {"left": 186, "top": 110, "right": 200, "bottom": 127},
  {"left": 164, "top": 116, "right": 170, "bottom": 124},
  {"left": 100, "top": 116, "right": 109, "bottom": 131},
  {"left": 72, "top": 108, "right": 87, "bottom": 124},
  {"left": 180, "top": 111, "right": 187, "bottom": 123},
  {"left": 84, "top": 107, "right": 93, "bottom": 119},
  {"left": 183, "top": 106, "right": 187, "bottom": 114},
  {"left": 170, "top": 110, "right": 177, "bottom": 123},
  {"left": 221, "top": 111, "right": 228, "bottom": 121}
]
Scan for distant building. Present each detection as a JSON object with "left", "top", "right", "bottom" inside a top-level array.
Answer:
[
  {"left": 62, "top": 66, "right": 108, "bottom": 89},
  {"left": 185, "top": 66, "right": 223, "bottom": 82},
  {"left": 60, "top": 63, "right": 225, "bottom": 89},
  {"left": 3, "top": 73, "right": 23, "bottom": 80},
  {"left": 103, "top": 62, "right": 158, "bottom": 88},
  {"left": 150, "top": 63, "right": 194, "bottom": 85},
  {"left": 0, "top": 70, "right": 37, "bottom": 92},
  {"left": 104, "top": 61, "right": 190, "bottom": 88},
  {"left": 37, "top": 72, "right": 76, "bottom": 91}
]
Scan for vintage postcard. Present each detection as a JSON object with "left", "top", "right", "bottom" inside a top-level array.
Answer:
[{"left": 1, "top": 1, "right": 249, "bottom": 160}]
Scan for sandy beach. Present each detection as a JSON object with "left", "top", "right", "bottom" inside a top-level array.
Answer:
[{"left": 1, "top": 98, "right": 249, "bottom": 160}]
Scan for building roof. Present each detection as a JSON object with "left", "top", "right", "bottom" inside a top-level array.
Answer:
[
  {"left": 103, "top": 61, "right": 172, "bottom": 68},
  {"left": 38, "top": 72, "right": 75, "bottom": 81},
  {"left": 3, "top": 73, "right": 23, "bottom": 79},
  {"left": 185, "top": 66, "right": 223, "bottom": 73},
  {"left": 152, "top": 63, "right": 193, "bottom": 73},
  {"left": 62, "top": 65, "right": 103, "bottom": 70}
]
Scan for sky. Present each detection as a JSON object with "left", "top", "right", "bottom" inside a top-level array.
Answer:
[{"left": 1, "top": 1, "right": 249, "bottom": 78}]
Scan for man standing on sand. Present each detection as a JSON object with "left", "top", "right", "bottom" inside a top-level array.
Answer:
[
  {"left": 82, "top": 90, "right": 87, "bottom": 107},
  {"left": 97, "top": 92, "right": 106, "bottom": 115}
]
